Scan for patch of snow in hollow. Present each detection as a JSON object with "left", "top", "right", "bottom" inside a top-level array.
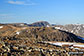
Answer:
[
  {"left": 48, "top": 42, "right": 84, "bottom": 48},
  {"left": 20, "top": 24, "right": 24, "bottom": 26},
  {"left": 51, "top": 43, "right": 62, "bottom": 46},
  {"left": 50, "top": 42, "right": 74, "bottom": 46},
  {"left": 75, "top": 30, "right": 78, "bottom": 33},
  {"left": 69, "top": 46, "right": 74, "bottom": 49},
  {"left": 73, "top": 45, "right": 84, "bottom": 47},
  {"left": 71, "top": 30, "right": 73, "bottom": 33},
  {"left": 77, "top": 36, "right": 84, "bottom": 40},
  {"left": 46, "top": 25, "right": 50, "bottom": 27},
  {"left": 55, "top": 27, "right": 61, "bottom": 29},
  {"left": 77, "top": 27, "right": 81, "bottom": 30},
  {"left": 16, "top": 32, "right": 20, "bottom": 35},
  {"left": 83, "top": 26, "right": 84, "bottom": 28},
  {"left": 0, "top": 26, "right": 3, "bottom": 29},
  {"left": 65, "top": 30, "right": 68, "bottom": 31},
  {"left": 74, "top": 48, "right": 80, "bottom": 50}
]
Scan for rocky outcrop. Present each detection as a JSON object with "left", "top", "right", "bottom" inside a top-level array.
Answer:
[{"left": 28, "top": 21, "right": 50, "bottom": 27}]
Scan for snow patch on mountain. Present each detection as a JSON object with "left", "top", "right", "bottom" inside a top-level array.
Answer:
[
  {"left": 49, "top": 42, "right": 74, "bottom": 46},
  {"left": 0, "top": 26, "right": 3, "bottom": 29},
  {"left": 55, "top": 27, "right": 61, "bottom": 29},
  {"left": 71, "top": 30, "right": 73, "bottom": 33},
  {"left": 16, "top": 32, "right": 20, "bottom": 35},
  {"left": 46, "top": 42, "right": 84, "bottom": 50},
  {"left": 74, "top": 45, "right": 84, "bottom": 47}
]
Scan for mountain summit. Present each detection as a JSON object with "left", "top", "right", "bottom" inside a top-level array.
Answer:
[{"left": 28, "top": 21, "right": 50, "bottom": 27}]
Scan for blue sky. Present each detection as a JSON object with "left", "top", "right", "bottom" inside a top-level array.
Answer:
[{"left": 0, "top": 0, "right": 84, "bottom": 24}]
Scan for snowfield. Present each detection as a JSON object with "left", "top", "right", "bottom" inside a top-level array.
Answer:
[
  {"left": 73, "top": 45, "right": 84, "bottom": 47},
  {"left": 0, "top": 26, "right": 3, "bottom": 29},
  {"left": 16, "top": 32, "right": 20, "bottom": 35},
  {"left": 55, "top": 27, "right": 61, "bottom": 29},
  {"left": 46, "top": 42, "right": 84, "bottom": 50},
  {"left": 50, "top": 42, "right": 74, "bottom": 46}
]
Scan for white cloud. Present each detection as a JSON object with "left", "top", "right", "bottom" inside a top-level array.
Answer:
[
  {"left": 8, "top": 1, "right": 25, "bottom": 5},
  {"left": 7, "top": 0, "right": 36, "bottom": 5},
  {"left": 0, "top": 14, "right": 14, "bottom": 19}
]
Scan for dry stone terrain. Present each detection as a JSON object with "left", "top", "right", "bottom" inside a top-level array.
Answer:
[{"left": 0, "top": 24, "right": 84, "bottom": 56}]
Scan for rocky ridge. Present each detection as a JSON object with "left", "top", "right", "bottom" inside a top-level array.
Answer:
[{"left": 0, "top": 22, "right": 84, "bottom": 56}]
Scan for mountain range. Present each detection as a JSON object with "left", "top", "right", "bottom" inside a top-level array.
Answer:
[
  {"left": 1, "top": 21, "right": 84, "bottom": 56},
  {"left": 0, "top": 21, "right": 84, "bottom": 43}
]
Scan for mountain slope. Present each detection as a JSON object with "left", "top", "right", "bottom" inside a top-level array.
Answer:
[
  {"left": 28, "top": 21, "right": 50, "bottom": 27},
  {"left": 0, "top": 25, "right": 84, "bottom": 43},
  {"left": 54, "top": 24, "right": 84, "bottom": 37},
  {"left": 0, "top": 23, "right": 84, "bottom": 56}
]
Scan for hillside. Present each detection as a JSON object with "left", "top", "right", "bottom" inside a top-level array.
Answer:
[
  {"left": 0, "top": 23, "right": 84, "bottom": 56},
  {"left": 54, "top": 24, "right": 84, "bottom": 38},
  {"left": 0, "top": 25, "right": 83, "bottom": 43}
]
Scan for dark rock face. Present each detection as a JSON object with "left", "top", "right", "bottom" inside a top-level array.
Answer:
[
  {"left": 28, "top": 21, "right": 50, "bottom": 27},
  {"left": 0, "top": 24, "right": 5, "bottom": 26}
]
